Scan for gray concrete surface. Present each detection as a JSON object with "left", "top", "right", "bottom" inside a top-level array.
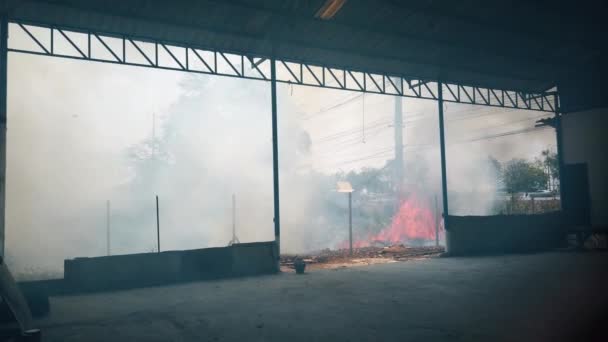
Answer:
[
  {"left": 63, "top": 242, "right": 276, "bottom": 292},
  {"left": 446, "top": 213, "right": 565, "bottom": 255},
  {"left": 36, "top": 251, "right": 608, "bottom": 342}
]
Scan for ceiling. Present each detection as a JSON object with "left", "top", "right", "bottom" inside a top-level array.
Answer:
[{"left": 1, "top": 0, "right": 605, "bottom": 111}]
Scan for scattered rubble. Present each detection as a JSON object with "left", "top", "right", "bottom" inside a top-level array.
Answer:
[{"left": 281, "top": 245, "right": 444, "bottom": 271}]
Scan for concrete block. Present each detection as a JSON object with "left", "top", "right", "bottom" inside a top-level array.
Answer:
[
  {"left": 446, "top": 212, "right": 567, "bottom": 255},
  {"left": 62, "top": 241, "right": 278, "bottom": 293},
  {"left": 181, "top": 247, "right": 232, "bottom": 281},
  {"left": 230, "top": 241, "right": 277, "bottom": 276},
  {"left": 64, "top": 251, "right": 182, "bottom": 291}
]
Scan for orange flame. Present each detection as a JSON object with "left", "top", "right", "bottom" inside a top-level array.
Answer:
[{"left": 340, "top": 193, "right": 438, "bottom": 248}]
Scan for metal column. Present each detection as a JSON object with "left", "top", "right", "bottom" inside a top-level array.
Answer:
[
  {"left": 270, "top": 59, "right": 281, "bottom": 264},
  {"left": 106, "top": 200, "right": 111, "bottom": 256},
  {"left": 155, "top": 195, "right": 160, "bottom": 253},
  {"left": 437, "top": 83, "right": 449, "bottom": 233},
  {"left": 553, "top": 95, "right": 565, "bottom": 209},
  {"left": 348, "top": 192, "right": 352, "bottom": 256},
  {"left": 0, "top": 15, "right": 8, "bottom": 258}
]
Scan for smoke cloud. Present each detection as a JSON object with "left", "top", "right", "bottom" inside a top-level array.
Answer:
[{"left": 4, "top": 54, "right": 556, "bottom": 279}]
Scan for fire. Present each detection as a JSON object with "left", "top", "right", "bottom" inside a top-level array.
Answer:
[
  {"left": 377, "top": 194, "right": 437, "bottom": 243},
  {"left": 341, "top": 193, "right": 439, "bottom": 248}
]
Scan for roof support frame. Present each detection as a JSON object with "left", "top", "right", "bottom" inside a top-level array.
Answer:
[{"left": 8, "top": 21, "right": 558, "bottom": 112}]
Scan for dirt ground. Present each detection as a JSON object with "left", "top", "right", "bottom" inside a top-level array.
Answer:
[{"left": 280, "top": 245, "right": 444, "bottom": 272}]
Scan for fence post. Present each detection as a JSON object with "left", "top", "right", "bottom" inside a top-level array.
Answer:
[{"left": 156, "top": 195, "right": 160, "bottom": 253}]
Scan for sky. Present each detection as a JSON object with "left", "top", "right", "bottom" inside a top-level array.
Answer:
[{"left": 3, "top": 24, "right": 558, "bottom": 277}]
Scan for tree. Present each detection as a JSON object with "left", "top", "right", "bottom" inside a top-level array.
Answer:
[
  {"left": 344, "top": 167, "right": 392, "bottom": 195},
  {"left": 540, "top": 149, "right": 559, "bottom": 191},
  {"left": 486, "top": 156, "right": 503, "bottom": 189},
  {"left": 503, "top": 159, "right": 549, "bottom": 194}
]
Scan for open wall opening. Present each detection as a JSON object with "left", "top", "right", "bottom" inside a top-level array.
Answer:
[
  {"left": 444, "top": 102, "right": 559, "bottom": 216},
  {"left": 277, "top": 83, "right": 443, "bottom": 254},
  {"left": 5, "top": 54, "right": 274, "bottom": 279}
]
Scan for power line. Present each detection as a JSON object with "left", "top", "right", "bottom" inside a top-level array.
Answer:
[
  {"left": 449, "top": 113, "right": 550, "bottom": 136},
  {"left": 301, "top": 94, "right": 550, "bottom": 165},
  {"left": 320, "top": 125, "right": 553, "bottom": 169},
  {"left": 311, "top": 107, "right": 535, "bottom": 145},
  {"left": 319, "top": 147, "right": 395, "bottom": 167},
  {"left": 310, "top": 109, "right": 432, "bottom": 145},
  {"left": 314, "top": 126, "right": 392, "bottom": 159},
  {"left": 310, "top": 112, "right": 430, "bottom": 144},
  {"left": 300, "top": 93, "right": 364, "bottom": 120},
  {"left": 313, "top": 117, "right": 391, "bottom": 143},
  {"left": 463, "top": 126, "right": 552, "bottom": 143},
  {"left": 301, "top": 93, "right": 418, "bottom": 121},
  {"left": 312, "top": 111, "right": 547, "bottom": 153}
]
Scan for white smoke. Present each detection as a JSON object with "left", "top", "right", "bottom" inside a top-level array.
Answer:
[{"left": 4, "top": 54, "right": 556, "bottom": 279}]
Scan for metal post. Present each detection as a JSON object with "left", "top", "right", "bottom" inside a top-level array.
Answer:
[
  {"left": 106, "top": 200, "right": 111, "bottom": 256},
  {"left": 437, "top": 83, "right": 449, "bottom": 231},
  {"left": 0, "top": 14, "right": 8, "bottom": 258},
  {"left": 348, "top": 192, "right": 353, "bottom": 256},
  {"left": 434, "top": 195, "right": 439, "bottom": 247},
  {"left": 155, "top": 195, "right": 160, "bottom": 253},
  {"left": 270, "top": 59, "right": 281, "bottom": 265},
  {"left": 554, "top": 95, "right": 564, "bottom": 209},
  {"left": 531, "top": 196, "right": 535, "bottom": 214}
]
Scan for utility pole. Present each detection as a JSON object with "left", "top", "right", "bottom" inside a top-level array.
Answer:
[
  {"left": 228, "top": 194, "right": 240, "bottom": 245},
  {"left": 394, "top": 93, "right": 404, "bottom": 196}
]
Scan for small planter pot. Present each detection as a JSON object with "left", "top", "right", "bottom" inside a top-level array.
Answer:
[{"left": 294, "top": 260, "right": 306, "bottom": 274}]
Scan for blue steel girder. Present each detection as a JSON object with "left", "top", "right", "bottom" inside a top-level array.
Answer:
[{"left": 8, "top": 21, "right": 557, "bottom": 113}]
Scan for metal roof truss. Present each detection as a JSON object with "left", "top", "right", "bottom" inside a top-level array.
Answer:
[{"left": 8, "top": 21, "right": 558, "bottom": 113}]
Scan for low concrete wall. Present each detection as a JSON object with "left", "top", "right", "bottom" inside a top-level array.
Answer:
[
  {"left": 231, "top": 242, "right": 277, "bottom": 276},
  {"left": 64, "top": 241, "right": 277, "bottom": 292},
  {"left": 64, "top": 251, "right": 182, "bottom": 291},
  {"left": 446, "top": 212, "right": 567, "bottom": 256},
  {"left": 181, "top": 247, "right": 233, "bottom": 281}
]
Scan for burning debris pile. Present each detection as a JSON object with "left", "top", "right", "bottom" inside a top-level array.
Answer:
[
  {"left": 369, "top": 194, "right": 438, "bottom": 246},
  {"left": 339, "top": 193, "right": 442, "bottom": 249},
  {"left": 281, "top": 245, "right": 444, "bottom": 271}
]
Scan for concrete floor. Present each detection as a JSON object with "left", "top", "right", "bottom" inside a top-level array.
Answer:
[{"left": 36, "top": 251, "right": 608, "bottom": 342}]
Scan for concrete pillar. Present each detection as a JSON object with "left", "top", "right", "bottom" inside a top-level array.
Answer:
[
  {"left": 0, "top": 14, "right": 8, "bottom": 259},
  {"left": 437, "top": 83, "right": 451, "bottom": 253},
  {"left": 270, "top": 59, "right": 281, "bottom": 269}
]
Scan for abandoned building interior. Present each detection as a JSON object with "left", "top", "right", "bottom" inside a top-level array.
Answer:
[{"left": 0, "top": 1, "right": 606, "bottom": 341}]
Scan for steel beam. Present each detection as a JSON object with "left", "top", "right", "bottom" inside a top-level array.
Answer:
[
  {"left": 0, "top": 15, "right": 7, "bottom": 258},
  {"left": 7, "top": 21, "right": 558, "bottom": 113},
  {"left": 437, "top": 83, "right": 449, "bottom": 236},
  {"left": 554, "top": 95, "right": 565, "bottom": 209},
  {"left": 270, "top": 59, "right": 281, "bottom": 266}
]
